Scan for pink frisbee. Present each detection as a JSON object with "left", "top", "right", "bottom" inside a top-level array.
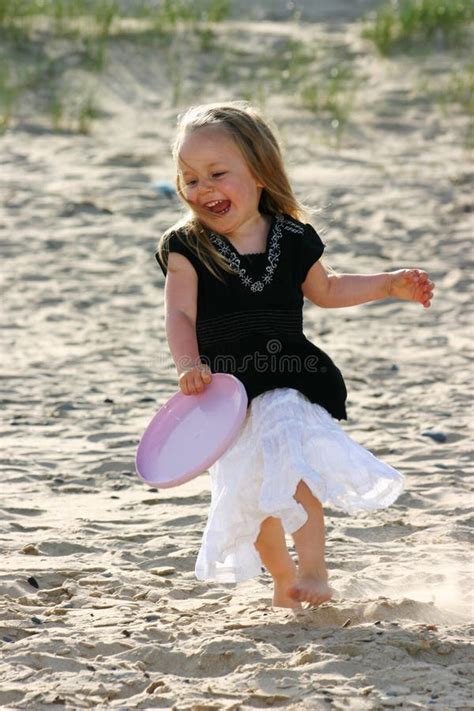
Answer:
[{"left": 136, "top": 373, "right": 248, "bottom": 488}]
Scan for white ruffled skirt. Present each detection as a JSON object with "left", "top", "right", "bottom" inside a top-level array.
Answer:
[{"left": 195, "top": 388, "right": 404, "bottom": 584}]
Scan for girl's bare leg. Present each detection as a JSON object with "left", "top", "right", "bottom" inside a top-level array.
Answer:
[
  {"left": 254, "top": 516, "right": 302, "bottom": 609},
  {"left": 288, "top": 480, "right": 332, "bottom": 606}
]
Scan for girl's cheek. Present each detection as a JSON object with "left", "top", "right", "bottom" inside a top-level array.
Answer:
[{"left": 183, "top": 189, "right": 195, "bottom": 204}]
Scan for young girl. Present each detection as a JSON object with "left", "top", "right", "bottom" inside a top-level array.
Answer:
[{"left": 155, "top": 102, "right": 434, "bottom": 610}]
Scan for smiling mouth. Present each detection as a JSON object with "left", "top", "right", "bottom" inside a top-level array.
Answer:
[{"left": 203, "top": 199, "right": 231, "bottom": 215}]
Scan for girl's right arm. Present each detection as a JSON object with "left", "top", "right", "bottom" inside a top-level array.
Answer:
[{"left": 164, "top": 252, "right": 212, "bottom": 395}]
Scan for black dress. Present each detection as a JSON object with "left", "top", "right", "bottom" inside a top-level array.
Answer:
[{"left": 155, "top": 213, "right": 347, "bottom": 421}]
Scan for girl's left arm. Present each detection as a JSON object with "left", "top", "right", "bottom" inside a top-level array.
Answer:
[{"left": 303, "top": 261, "right": 434, "bottom": 309}]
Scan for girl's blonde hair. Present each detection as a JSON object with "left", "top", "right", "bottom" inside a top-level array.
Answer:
[{"left": 158, "top": 101, "right": 327, "bottom": 280}]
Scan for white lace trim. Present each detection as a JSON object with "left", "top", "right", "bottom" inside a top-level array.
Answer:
[{"left": 209, "top": 214, "right": 288, "bottom": 293}]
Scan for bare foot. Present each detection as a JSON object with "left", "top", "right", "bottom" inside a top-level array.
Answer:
[
  {"left": 273, "top": 587, "right": 303, "bottom": 609},
  {"left": 287, "top": 576, "right": 333, "bottom": 607},
  {"left": 272, "top": 573, "right": 303, "bottom": 609}
]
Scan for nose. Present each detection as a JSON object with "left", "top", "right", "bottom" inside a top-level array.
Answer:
[{"left": 197, "top": 177, "right": 213, "bottom": 193}]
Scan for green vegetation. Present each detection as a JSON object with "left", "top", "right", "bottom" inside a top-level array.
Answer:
[
  {"left": 141, "top": 0, "right": 230, "bottom": 31},
  {"left": 77, "top": 91, "right": 100, "bottom": 134},
  {"left": 363, "top": 0, "right": 474, "bottom": 56},
  {"left": 48, "top": 92, "right": 65, "bottom": 131},
  {"left": 362, "top": 1, "right": 473, "bottom": 147},
  {"left": 4, "top": 0, "right": 469, "bottom": 147},
  {"left": 0, "top": 0, "right": 230, "bottom": 36},
  {"left": 0, "top": 0, "right": 360, "bottom": 141},
  {"left": 82, "top": 36, "right": 108, "bottom": 71},
  {"left": 46, "top": 86, "right": 100, "bottom": 133},
  {"left": 224, "top": 38, "right": 360, "bottom": 143},
  {"left": 0, "top": 0, "right": 119, "bottom": 38},
  {"left": 0, "top": 62, "right": 18, "bottom": 131},
  {"left": 268, "top": 38, "right": 318, "bottom": 90},
  {"left": 0, "top": 0, "right": 231, "bottom": 134},
  {"left": 300, "top": 65, "right": 360, "bottom": 143},
  {"left": 435, "top": 55, "right": 474, "bottom": 146},
  {"left": 445, "top": 56, "right": 474, "bottom": 115}
]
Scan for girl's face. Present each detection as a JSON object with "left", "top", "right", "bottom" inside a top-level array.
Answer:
[{"left": 177, "top": 127, "right": 263, "bottom": 236}]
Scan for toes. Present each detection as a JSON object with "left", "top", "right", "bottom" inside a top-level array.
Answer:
[
  {"left": 289, "top": 582, "right": 332, "bottom": 606},
  {"left": 293, "top": 590, "right": 319, "bottom": 606}
]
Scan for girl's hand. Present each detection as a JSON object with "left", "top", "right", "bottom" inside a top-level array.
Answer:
[
  {"left": 388, "top": 269, "right": 434, "bottom": 308},
  {"left": 178, "top": 364, "right": 212, "bottom": 395}
]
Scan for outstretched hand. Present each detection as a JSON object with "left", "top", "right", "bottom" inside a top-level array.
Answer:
[{"left": 388, "top": 269, "right": 434, "bottom": 308}]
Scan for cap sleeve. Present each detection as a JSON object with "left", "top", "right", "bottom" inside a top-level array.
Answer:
[
  {"left": 298, "top": 223, "right": 326, "bottom": 284},
  {"left": 155, "top": 231, "right": 201, "bottom": 277}
]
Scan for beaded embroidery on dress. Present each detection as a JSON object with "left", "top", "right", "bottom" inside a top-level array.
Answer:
[
  {"left": 209, "top": 214, "right": 284, "bottom": 292},
  {"left": 195, "top": 388, "right": 404, "bottom": 584}
]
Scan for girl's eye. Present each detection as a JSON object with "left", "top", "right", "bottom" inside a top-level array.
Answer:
[
  {"left": 212, "top": 172, "right": 226, "bottom": 178},
  {"left": 185, "top": 179, "right": 197, "bottom": 186}
]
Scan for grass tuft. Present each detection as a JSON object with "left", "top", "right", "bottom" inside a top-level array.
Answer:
[
  {"left": 363, "top": 0, "right": 474, "bottom": 55},
  {"left": 435, "top": 55, "right": 474, "bottom": 146},
  {"left": 82, "top": 36, "right": 108, "bottom": 71},
  {"left": 0, "top": 60, "right": 19, "bottom": 132},
  {"left": 269, "top": 37, "right": 317, "bottom": 90},
  {"left": 142, "top": 0, "right": 230, "bottom": 35},
  {"left": 77, "top": 91, "right": 99, "bottom": 133},
  {"left": 48, "top": 91, "right": 65, "bottom": 130},
  {"left": 301, "top": 64, "right": 360, "bottom": 143}
]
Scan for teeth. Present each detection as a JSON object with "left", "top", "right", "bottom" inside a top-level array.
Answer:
[{"left": 205, "top": 200, "right": 223, "bottom": 207}]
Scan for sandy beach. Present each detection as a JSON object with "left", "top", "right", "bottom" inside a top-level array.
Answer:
[{"left": 1, "top": 1, "right": 473, "bottom": 708}]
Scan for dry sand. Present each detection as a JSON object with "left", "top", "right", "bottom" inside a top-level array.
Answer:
[{"left": 1, "top": 2, "right": 473, "bottom": 709}]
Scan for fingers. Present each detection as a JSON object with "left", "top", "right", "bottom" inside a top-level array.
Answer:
[
  {"left": 179, "top": 371, "right": 197, "bottom": 395},
  {"left": 407, "top": 268, "right": 435, "bottom": 308},
  {"left": 178, "top": 366, "right": 213, "bottom": 395},
  {"left": 422, "top": 280, "right": 434, "bottom": 307},
  {"left": 410, "top": 268, "right": 427, "bottom": 280},
  {"left": 419, "top": 274, "right": 434, "bottom": 308}
]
